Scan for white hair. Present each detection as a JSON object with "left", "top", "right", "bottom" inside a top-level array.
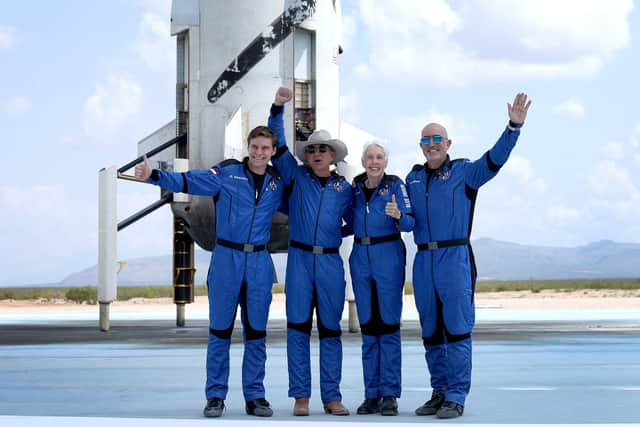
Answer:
[{"left": 361, "top": 141, "right": 388, "bottom": 162}]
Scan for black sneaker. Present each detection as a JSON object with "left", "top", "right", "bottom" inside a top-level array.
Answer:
[
  {"left": 414, "top": 390, "right": 445, "bottom": 416},
  {"left": 436, "top": 401, "right": 464, "bottom": 419},
  {"left": 203, "top": 397, "right": 225, "bottom": 418},
  {"left": 245, "top": 398, "right": 273, "bottom": 417},
  {"left": 356, "top": 398, "right": 381, "bottom": 414},
  {"left": 380, "top": 396, "right": 398, "bottom": 416}
]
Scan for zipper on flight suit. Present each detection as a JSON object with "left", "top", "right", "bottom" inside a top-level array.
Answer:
[
  {"left": 311, "top": 176, "right": 327, "bottom": 277},
  {"left": 425, "top": 170, "right": 436, "bottom": 286},
  {"left": 244, "top": 171, "right": 268, "bottom": 275}
]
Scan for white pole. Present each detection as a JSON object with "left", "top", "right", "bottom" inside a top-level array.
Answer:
[{"left": 98, "top": 166, "right": 118, "bottom": 331}]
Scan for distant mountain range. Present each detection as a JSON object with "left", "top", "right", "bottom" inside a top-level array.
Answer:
[{"left": 47, "top": 238, "right": 639, "bottom": 288}]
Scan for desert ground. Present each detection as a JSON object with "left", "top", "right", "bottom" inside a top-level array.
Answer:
[{"left": 2, "top": 289, "right": 639, "bottom": 315}]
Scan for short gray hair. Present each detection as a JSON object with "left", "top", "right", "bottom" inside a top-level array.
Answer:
[{"left": 361, "top": 141, "right": 388, "bottom": 162}]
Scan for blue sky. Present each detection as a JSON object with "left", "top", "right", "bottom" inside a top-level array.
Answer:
[{"left": 1, "top": 0, "right": 639, "bottom": 285}]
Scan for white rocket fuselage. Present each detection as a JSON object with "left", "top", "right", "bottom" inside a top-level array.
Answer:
[{"left": 157, "top": 0, "right": 344, "bottom": 251}]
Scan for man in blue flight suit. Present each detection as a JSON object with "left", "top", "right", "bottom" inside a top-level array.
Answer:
[
  {"left": 134, "top": 116, "right": 285, "bottom": 418},
  {"left": 268, "top": 87, "right": 352, "bottom": 416},
  {"left": 349, "top": 142, "right": 414, "bottom": 416},
  {"left": 406, "top": 93, "right": 531, "bottom": 419}
]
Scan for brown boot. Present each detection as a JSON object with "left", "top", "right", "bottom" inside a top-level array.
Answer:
[
  {"left": 323, "top": 400, "right": 350, "bottom": 416},
  {"left": 293, "top": 397, "right": 310, "bottom": 416}
]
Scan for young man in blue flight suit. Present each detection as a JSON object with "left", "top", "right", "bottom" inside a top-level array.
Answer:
[
  {"left": 134, "top": 117, "right": 285, "bottom": 418},
  {"left": 268, "top": 87, "right": 353, "bottom": 416},
  {"left": 406, "top": 93, "right": 531, "bottom": 419},
  {"left": 349, "top": 142, "right": 415, "bottom": 416}
]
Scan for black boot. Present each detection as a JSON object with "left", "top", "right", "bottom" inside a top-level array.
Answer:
[
  {"left": 436, "top": 401, "right": 464, "bottom": 419},
  {"left": 203, "top": 397, "right": 225, "bottom": 418},
  {"left": 356, "top": 398, "right": 381, "bottom": 414},
  {"left": 245, "top": 398, "right": 273, "bottom": 417},
  {"left": 380, "top": 396, "right": 398, "bottom": 416},
  {"left": 414, "top": 390, "right": 444, "bottom": 416}
]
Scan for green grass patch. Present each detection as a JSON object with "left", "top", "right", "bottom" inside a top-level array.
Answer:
[
  {"left": 406, "top": 278, "right": 640, "bottom": 294},
  {"left": 0, "top": 284, "right": 209, "bottom": 304},
  {"left": 1, "top": 278, "right": 638, "bottom": 303},
  {"left": 475, "top": 278, "right": 640, "bottom": 293}
]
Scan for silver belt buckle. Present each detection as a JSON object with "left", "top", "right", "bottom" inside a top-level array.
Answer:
[
  {"left": 312, "top": 246, "right": 323, "bottom": 254},
  {"left": 243, "top": 243, "right": 255, "bottom": 252},
  {"left": 427, "top": 241, "right": 438, "bottom": 250},
  {"left": 360, "top": 237, "right": 371, "bottom": 245}
]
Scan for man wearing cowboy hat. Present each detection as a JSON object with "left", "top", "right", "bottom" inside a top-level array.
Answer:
[{"left": 269, "top": 87, "right": 352, "bottom": 416}]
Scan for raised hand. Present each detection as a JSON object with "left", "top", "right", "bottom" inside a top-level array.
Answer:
[
  {"left": 385, "top": 194, "right": 401, "bottom": 220},
  {"left": 507, "top": 92, "right": 532, "bottom": 125},
  {"left": 275, "top": 86, "right": 293, "bottom": 106},
  {"left": 134, "top": 154, "right": 152, "bottom": 182}
]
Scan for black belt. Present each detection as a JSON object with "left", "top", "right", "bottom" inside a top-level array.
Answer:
[
  {"left": 290, "top": 240, "right": 339, "bottom": 254},
  {"left": 417, "top": 238, "right": 469, "bottom": 251},
  {"left": 216, "top": 238, "right": 266, "bottom": 253},
  {"left": 355, "top": 233, "right": 401, "bottom": 246}
]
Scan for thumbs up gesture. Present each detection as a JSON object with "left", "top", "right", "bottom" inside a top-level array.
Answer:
[
  {"left": 385, "top": 194, "right": 401, "bottom": 220},
  {"left": 134, "top": 154, "right": 152, "bottom": 182}
]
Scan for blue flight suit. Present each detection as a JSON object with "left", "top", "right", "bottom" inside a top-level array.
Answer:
[
  {"left": 147, "top": 158, "right": 284, "bottom": 402},
  {"left": 268, "top": 105, "right": 352, "bottom": 403},
  {"left": 405, "top": 124, "right": 522, "bottom": 406},
  {"left": 348, "top": 173, "right": 415, "bottom": 399}
]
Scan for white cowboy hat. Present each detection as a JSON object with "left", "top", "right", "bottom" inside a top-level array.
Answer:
[{"left": 295, "top": 129, "right": 348, "bottom": 164}]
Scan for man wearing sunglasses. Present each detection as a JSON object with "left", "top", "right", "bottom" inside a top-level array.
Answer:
[
  {"left": 269, "top": 87, "right": 353, "bottom": 417},
  {"left": 406, "top": 93, "right": 532, "bottom": 419}
]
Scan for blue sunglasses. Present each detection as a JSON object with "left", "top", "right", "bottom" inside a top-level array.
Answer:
[{"left": 420, "top": 135, "right": 444, "bottom": 145}]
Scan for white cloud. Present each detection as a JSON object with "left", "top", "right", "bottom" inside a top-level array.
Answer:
[
  {"left": 133, "top": 9, "right": 174, "bottom": 71},
  {"left": 340, "top": 13, "right": 357, "bottom": 51},
  {"left": 4, "top": 96, "right": 31, "bottom": 114},
  {"left": 503, "top": 155, "right": 546, "bottom": 191},
  {"left": 84, "top": 75, "right": 143, "bottom": 139},
  {"left": 0, "top": 184, "right": 68, "bottom": 220},
  {"left": 631, "top": 125, "right": 640, "bottom": 168},
  {"left": 603, "top": 141, "right": 624, "bottom": 160},
  {"left": 352, "top": 0, "right": 632, "bottom": 86},
  {"left": 631, "top": 124, "right": 640, "bottom": 148},
  {"left": 0, "top": 26, "right": 16, "bottom": 50},
  {"left": 547, "top": 206, "right": 580, "bottom": 222},
  {"left": 353, "top": 63, "right": 371, "bottom": 79},
  {"left": 135, "top": 0, "right": 171, "bottom": 16},
  {"left": 589, "top": 159, "right": 638, "bottom": 198},
  {"left": 582, "top": 195, "right": 640, "bottom": 243},
  {"left": 340, "top": 87, "right": 360, "bottom": 124},
  {"left": 552, "top": 97, "right": 586, "bottom": 119}
]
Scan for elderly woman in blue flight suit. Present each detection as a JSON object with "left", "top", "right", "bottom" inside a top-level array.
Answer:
[
  {"left": 406, "top": 93, "right": 531, "bottom": 419},
  {"left": 268, "top": 87, "right": 352, "bottom": 417},
  {"left": 348, "top": 142, "right": 414, "bottom": 416},
  {"left": 134, "top": 121, "right": 285, "bottom": 419}
]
